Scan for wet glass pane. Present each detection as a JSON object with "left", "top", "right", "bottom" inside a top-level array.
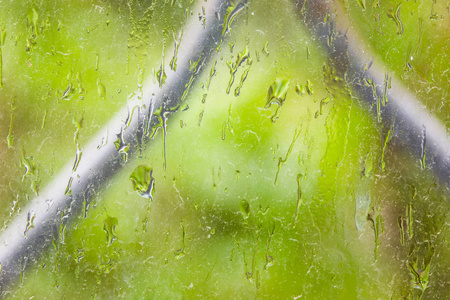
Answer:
[{"left": 0, "top": 0, "right": 448, "bottom": 298}]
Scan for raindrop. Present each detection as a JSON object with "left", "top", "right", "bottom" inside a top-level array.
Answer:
[
  {"left": 355, "top": 0, "right": 366, "bottom": 10},
  {"left": 234, "top": 67, "right": 250, "bottom": 96},
  {"left": 26, "top": 8, "right": 39, "bottom": 52},
  {"left": 293, "top": 173, "right": 303, "bottom": 226},
  {"left": 114, "top": 127, "right": 130, "bottom": 162},
  {"left": 305, "top": 79, "right": 314, "bottom": 95},
  {"left": 240, "top": 199, "right": 250, "bottom": 217},
  {"left": 314, "top": 97, "right": 331, "bottom": 118},
  {"left": 97, "top": 79, "right": 106, "bottom": 97},
  {"left": 156, "top": 42, "right": 167, "bottom": 88},
  {"left": 380, "top": 127, "right": 392, "bottom": 171},
  {"left": 295, "top": 84, "right": 305, "bottom": 95},
  {"left": 382, "top": 73, "right": 391, "bottom": 106},
  {"left": 265, "top": 255, "right": 274, "bottom": 269},
  {"left": 274, "top": 128, "right": 301, "bottom": 184},
  {"left": 265, "top": 78, "right": 290, "bottom": 122},
  {"left": 262, "top": 41, "right": 269, "bottom": 56},
  {"left": 129, "top": 165, "right": 155, "bottom": 201},
  {"left": 103, "top": 215, "right": 118, "bottom": 246},
  {"left": 64, "top": 177, "right": 73, "bottom": 196},
  {"left": 72, "top": 146, "right": 83, "bottom": 172},
  {"left": 20, "top": 149, "right": 40, "bottom": 195},
  {"left": 24, "top": 211, "right": 36, "bottom": 237},
  {"left": 226, "top": 46, "right": 252, "bottom": 94},
  {"left": 387, "top": 3, "right": 404, "bottom": 35},
  {"left": 198, "top": 110, "right": 204, "bottom": 126},
  {"left": 420, "top": 126, "right": 426, "bottom": 169},
  {"left": 170, "top": 31, "right": 181, "bottom": 71},
  {"left": 72, "top": 114, "right": 83, "bottom": 144},
  {"left": 62, "top": 84, "right": 73, "bottom": 100},
  {"left": 222, "top": 2, "right": 246, "bottom": 36}
]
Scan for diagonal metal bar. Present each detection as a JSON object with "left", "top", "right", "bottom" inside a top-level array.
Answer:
[
  {"left": 0, "top": 0, "right": 246, "bottom": 293},
  {"left": 294, "top": 0, "right": 449, "bottom": 187}
]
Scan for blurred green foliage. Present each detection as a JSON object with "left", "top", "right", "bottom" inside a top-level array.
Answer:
[{"left": 0, "top": 0, "right": 448, "bottom": 299}]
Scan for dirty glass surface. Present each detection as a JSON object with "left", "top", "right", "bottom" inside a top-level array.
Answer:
[{"left": 0, "top": 0, "right": 449, "bottom": 299}]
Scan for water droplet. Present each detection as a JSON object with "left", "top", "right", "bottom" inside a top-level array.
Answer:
[
  {"left": 380, "top": 127, "right": 392, "bottom": 171},
  {"left": 206, "top": 60, "right": 217, "bottom": 90},
  {"left": 240, "top": 199, "right": 250, "bottom": 217},
  {"left": 293, "top": 173, "right": 303, "bottom": 226},
  {"left": 103, "top": 215, "right": 118, "bottom": 246},
  {"left": 156, "top": 64, "right": 166, "bottom": 88},
  {"left": 387, "top": 3, "right": 404, "bottom": 35},
  {"left": 305, "top": 79, "right": 314, "bottom": 95},
  {"left": 222, "top": 2, "right": 246, "bottom": 36},
  {"left": 356, "top": 0, "right": 366, "bottom": 10},
  {"left": 24, "top": 8, "right": 39, "bottom": 55},
  {"left": 62, "top": 84, "right": 73, "bottom": 100},
  {"left": 265, "top": 255, "right": 274, "bottom": 269},
  {"left": 383, "top": 73, "right": 391, "bottom": 105},
  {"left": 97, "top": 129, "right": 108, "bottom": 150},
  {"left": 367, "top": 213, "right": 383, "bottom": 261},
  {"left": 114, "top": 128, "right": 130, "bottom": 162},
  {"left": 129, "top": 165, "right": 155, "bottom": 201},
  {"left": 72, "top": 113, "right": 83, "bottom": 144},
  {"left": 407, "top": 241, "right": 434, "bottom": 294},
  {"left": 198, "top": 110, "right": 204, "bottom": 126},
  {"left": 295, "top": 84, "right": 305, "bottom": 95},
  {"left": 170, "top": 31, "right": 181, "bottom": 71},
  {"left": 226, "top": 46, "right": 252, "bottom": 94},
  {"left": 24, "top": 211, "right": 36, "bottom": 237},
  {"left": 97, "top": 79, "right": 106, "bottom": 97},
  {"left": 266, "top": 78, "right": 289, "bottom": 107},
  {"left": 64, "top": 177, "right": 73, "bottom": 196},
  {"left": 174, "top": 248, "right": 185, "bottom": 259},
  {"left": 274, "top": 128, "right": 301, "bottom": 184},
  {"left": 315, "top": 97, "right": 331, "bottom": 117},
  {"left": 72, "top": 146, "right": 83, "bottom": 172},
  {"left": 229, "top": 41, "right": 235, "bottom": 53},
  {"left": 20, "top": 149, "right": 40, "bottom": 195},
  {"left": 420, "top": 126, "right": 426, "bottom": 169},
  {"left": 363, "top": 152, "right": 373, "bottom": 177},
  {"left": 364, "top": 78, "right": 381, "bottom": 122},
  {"left": 10, "top": 195, "right": 19, "bottom": 217},
  {"left": 234, "top": 67, "right": 250, "bottom": 96},
  {"left": 262, "top": 41, "right": 269, "bottom": 56},
  {"left": 181, "top": 57, "right": 202, "bottom": 101},
  {"left": 265, "top": 78, "right": 290, "bottom": 122}
]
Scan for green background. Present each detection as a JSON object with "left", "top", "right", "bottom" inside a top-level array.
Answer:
[{"left": 0, "top": 0, "right": 448, "bottom": 298}]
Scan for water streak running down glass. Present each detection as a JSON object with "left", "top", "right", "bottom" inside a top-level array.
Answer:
[{"left": 0, "top": 0, "right": 448, "bottom": 298}]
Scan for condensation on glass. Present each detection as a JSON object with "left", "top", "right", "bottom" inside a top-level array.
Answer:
[{"left": 0, "top": 0, "right": 448, "bottom": 299}]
